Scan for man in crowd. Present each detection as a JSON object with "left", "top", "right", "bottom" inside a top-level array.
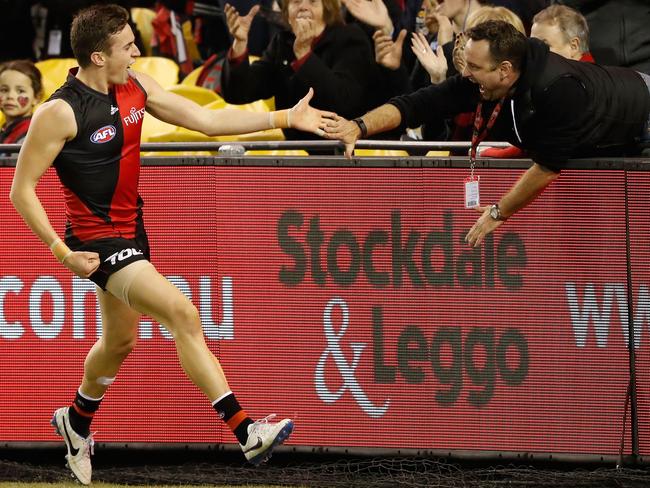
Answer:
[
  {"left": 324, "top": 20, "right": 650, "bottom": 247},
  {"left": 531, "top": 4, "right": 593, "bottom": 62}
]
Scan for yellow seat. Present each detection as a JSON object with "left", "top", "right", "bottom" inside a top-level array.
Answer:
[
  {"left": 205, "top": 98, "right": 269, "bottom": 113},
  {"left": 132, "top": 56, "right": 179, "bottom": 88},
  {"left": 141, "top": 150, "right": 213, "bottom": 157},
  {"left": 262, "top": 97, "right": 275, "bottom": 111},
  {"left": 131, "top": 7, "right": 156, "bottom": 57},
  {"left": 180, "top": 65, "right": 204, "bottom": 86},
  {"left": 245, "top": 149, "right": 308, "bottom": 156},
  {"left": 354, "top": 149, "right": 409, "bottom": 157},
  {"left": 36, "top": 58, "right": 78, "bottom": 99},
  {"left": 168, "top": 84, "right": 223, "bottom": 106},
  {"left": 0, "top": 112, "right": 5, "bottom": 127},
  {"left": 426, "top": 150, "right": 451, "bottom": 157},
  {"left": 140, "top": 113, "right": 177, "bottom": 142}
]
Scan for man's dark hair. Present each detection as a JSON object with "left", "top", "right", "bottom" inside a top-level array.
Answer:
[
  {"left": 466, "top": 20, "right": 527, "bottom": 72},
  {"left": 71, "top": 4, "right": 130, "bottom": 68}
]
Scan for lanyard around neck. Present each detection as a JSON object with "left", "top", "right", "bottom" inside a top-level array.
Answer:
[{"left": 470, "top": 96, "right": 505, "bottom": 167}]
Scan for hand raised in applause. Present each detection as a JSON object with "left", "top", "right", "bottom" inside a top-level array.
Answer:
[
  {"left": 342, "top": 0, "right": 393, "bottom": 35},
  {"left": 411, "top": 31, "right": 448, "bottom": 84},
  {"left": 373, "top": 29, "right": 407, "bottom": 71},
  {"left": 224, "top": 3, "right": 260, "bottom": 57}
]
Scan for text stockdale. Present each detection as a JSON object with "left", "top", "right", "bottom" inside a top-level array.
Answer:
[
  {"left": 278, "top": 209, "right": 527, "bottom": 289},
  {"left": 277, "top": 209, "right": 530, "bottom": 417}
]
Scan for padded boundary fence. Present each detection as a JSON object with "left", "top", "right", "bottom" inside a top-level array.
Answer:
[{"left": 1, "top": 151, "right": 650, "bottom": 471}]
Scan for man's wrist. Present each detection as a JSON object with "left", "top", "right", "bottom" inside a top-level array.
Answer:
[
  {"left": 489, "top": 203, "right": 508, "bottom": 221},
  {"left": 353, "top": 117, "right": 368, "bottom": 138}
]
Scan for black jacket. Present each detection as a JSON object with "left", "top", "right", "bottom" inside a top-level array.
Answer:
[
  {"left": 389, "top": 38, "right": 650, "bottom": 169},
  {"left": 556, "top": 0, "right": 650, "bottom": 74},
  {"left": 221, "top": 23, "right": 376, "bottom": 140}
]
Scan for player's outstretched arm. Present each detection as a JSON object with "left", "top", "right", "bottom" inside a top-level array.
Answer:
[{"left": 137, "top": 71, "right": 335, "bottom": 137}]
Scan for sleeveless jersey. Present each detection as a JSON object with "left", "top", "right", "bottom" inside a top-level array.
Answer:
[{"left": 50, "top": 69, "right": 147, "bottom": 245}]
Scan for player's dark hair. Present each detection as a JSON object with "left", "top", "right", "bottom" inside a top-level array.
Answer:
[{"left": 71, "top": 4, "right": 130, "bottom": 68}]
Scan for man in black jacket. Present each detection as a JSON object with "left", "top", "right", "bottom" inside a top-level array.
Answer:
[{"left": 324, "top": 20, "right": 650, "bottom": 247}]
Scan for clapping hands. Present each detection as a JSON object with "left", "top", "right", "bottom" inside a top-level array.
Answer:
[{"left": 224, "top": 3, "right": 260, "bottom": 57}]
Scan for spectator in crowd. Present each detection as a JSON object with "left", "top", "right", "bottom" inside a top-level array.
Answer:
[
  {"left": 406, "top": 0, "right": 486, "bottom": 88},
  {"left": 324, "top": 20, "right": 650, "bottom": 246},
  {"left": 341, "top": 0, "right": 403, "bottom": 41},
  {"left": 0, "top": 0, "right": 36, "bottom": 61},
  {"left": 36, "top": 1, "right": 148, "bottom": 59},
  {"left": 554, "top": 0, "right": 650, "bottom": 74},
  {"left": 479, "top": 4, "right": 592, "bottom": 159},
  {"left": 531, "top": 4, "right": 592, "bottom": 62},
  {"left": 373, "top": 5, "right": 524, "bottom": 142},
  {"left": 336, "top": 0, "right": 412, "bottom": 137},
  {"left": 221, "top": 0, "right": 378, "bottom": 141},
  {"left": 0, "top": 60, "right": 42, "bottom": 146},
  {"left": 411, "top": 5, "right": 525, "bottom": 86},
  {"left": 488, "top": 0, "right": 549, "bottom": 33}
]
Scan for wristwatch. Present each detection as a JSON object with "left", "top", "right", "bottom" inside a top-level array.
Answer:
[
  {"left": 352, "top": 118, "right": 368, "bottom": 138},
  {"left": 489, "top": 204, "right": 507, "bottom": 221}
]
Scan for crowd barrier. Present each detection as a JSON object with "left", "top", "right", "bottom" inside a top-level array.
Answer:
[{"left": 1, "top": 149, "right": 650, "bottom": 464}]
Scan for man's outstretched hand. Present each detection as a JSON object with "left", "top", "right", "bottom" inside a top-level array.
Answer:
[{"left": 323, "top": 115, "right": 360, "bottom": 157}]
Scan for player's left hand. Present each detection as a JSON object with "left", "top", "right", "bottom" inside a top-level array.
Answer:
[{"left": 465, "top": 205, "right": 504, "bottom": 247}]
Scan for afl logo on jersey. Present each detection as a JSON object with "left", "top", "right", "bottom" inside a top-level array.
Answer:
[{"left": 90, "top": 125, "right": 117, "bottom": 144}]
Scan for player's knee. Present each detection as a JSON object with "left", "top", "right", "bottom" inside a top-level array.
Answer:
[{"left": 166, "top": 299, "right": 201, "bottom": 334}]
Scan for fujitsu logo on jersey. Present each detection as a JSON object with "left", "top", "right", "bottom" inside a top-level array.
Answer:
[
  {"left": 123, "top": 106, "right": 145, "bottom": 126},
  {"left": 90, "top": 125, "right": 117, "bottom": 144}
]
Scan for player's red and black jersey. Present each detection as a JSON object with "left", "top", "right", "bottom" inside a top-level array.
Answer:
[{"left": 49, "top": 69, "right": 147, "bottom": 247}]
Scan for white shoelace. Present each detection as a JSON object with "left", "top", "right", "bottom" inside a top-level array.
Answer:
[
  {"left": 252, "top": 414, "right": 277, "bottom": 431},
  {"left": 85, "top": 432, "right": 96, "bottom": 457}
]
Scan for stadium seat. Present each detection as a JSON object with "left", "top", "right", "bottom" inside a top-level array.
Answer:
[
  {"left": 245, "top": 150, "right": 309, "bottom": 156},
  {"left": 130, "top": 7, "right": 156, "bottom": 56},
  {"left": 132, "top": 57, "right": 179, "bottom": 88},
  {"left": 425, "top": 150, "right": 451, "bottom": 156},
  {"left": 140, "top": 113, "right": 177, "bottom": 142},
  {"left": 180, "top": 65, "right": 203, "bottom": 86},
  {"left": 353, "top": 149, "right": 409, "bottom": 157},
  {"left": 36, "top": 58, "right": 78, "bottom": 99},
  {"left": 168, "top": 84, "right": 224, "bottom": 106}
]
